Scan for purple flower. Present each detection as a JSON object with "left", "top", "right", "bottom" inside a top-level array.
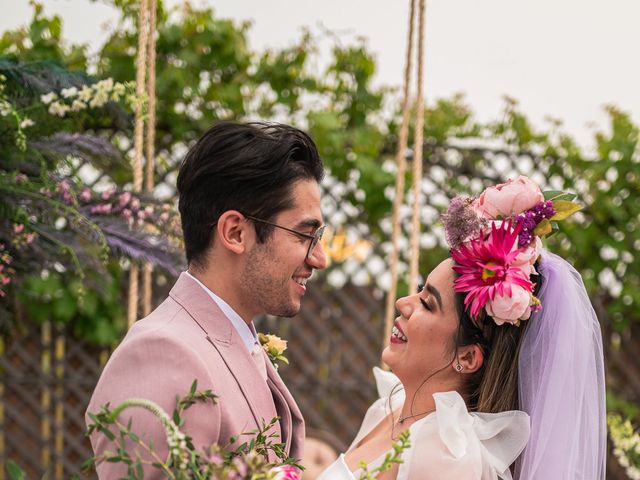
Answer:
[
  {"left": 515, "top": 201, "right": 557, "bottom": 247},
  {"left": 442, "top": 196, "right": 486, "bottom": 250}
]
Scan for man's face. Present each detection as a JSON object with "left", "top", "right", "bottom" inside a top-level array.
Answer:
[{"left": 239, "top": 179, "right": 327, "bottom": 318}]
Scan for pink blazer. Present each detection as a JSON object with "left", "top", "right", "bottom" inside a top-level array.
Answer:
[{"left": 86, "top": 273, "right": 305, "bottom": 478}]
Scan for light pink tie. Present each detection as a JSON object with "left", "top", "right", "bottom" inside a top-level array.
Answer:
[{"left": 251, "top": 343, "right": 268, "bottom": 381}]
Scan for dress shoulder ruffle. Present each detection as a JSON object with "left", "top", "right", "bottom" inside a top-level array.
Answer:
[
  {"left": 317, "top": 369, "right": 530, "bottom": 480},
  {"left": 372, "top": 367, "right": 530, "bottom": 480}
]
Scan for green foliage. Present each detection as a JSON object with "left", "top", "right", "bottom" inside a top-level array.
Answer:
[
  {"left": 357, "top": 430, "right": 411, "bottom": 480},
  {"left": 17, "top": 263, "right": 126, "bottom": 345},
  {"left": 0, "top": 42, "right": 182, "bottom": 344},
  {"left": 5, "top": 460, "right": 26, "bottom": 480},
  {"left": 85, "top": 382, "right": 300, "bottom": 479}
]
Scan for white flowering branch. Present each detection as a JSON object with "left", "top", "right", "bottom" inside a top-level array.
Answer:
[
  {"left": 41, "top": 78, "right": 139, "bottom": 118},
  {"left": 608, "top": 413, "right": 640, "bottom": 480}
]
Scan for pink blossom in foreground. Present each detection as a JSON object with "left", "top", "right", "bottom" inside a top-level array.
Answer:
[{"left": 270, "top": 465, "right": 300, "bottom": 480}]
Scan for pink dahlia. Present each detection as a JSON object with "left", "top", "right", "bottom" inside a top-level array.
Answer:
[{"left": 451, "top": 220, "right": 534, "bottom": 319}]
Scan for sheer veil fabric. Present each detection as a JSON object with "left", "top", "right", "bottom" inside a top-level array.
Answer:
[{"left": 516, "top": 251, "right": 606, "bottom": 479}]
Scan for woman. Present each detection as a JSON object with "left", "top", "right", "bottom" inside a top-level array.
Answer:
[{"left": 318, "top": 176, "right": 606, "bottom": 479}]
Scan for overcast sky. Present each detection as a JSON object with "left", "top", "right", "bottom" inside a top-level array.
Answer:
[{"left": 4, "top": 0, "right": 639, "bottom": 148}]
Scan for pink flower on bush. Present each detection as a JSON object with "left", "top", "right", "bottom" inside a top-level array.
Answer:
[
  {"left": 473, "top": 175, "right": 544, "bottom": 219},
  {"left": 118, "top": 192, "right": 132, "bottom": 208},
  {"left": 101, "top": 188, "right": 115, "bottom": 201},
  {"left": 485, "top": 284, "right": 532, "bottom": 325},
  {"left": 79, "top": 188, "right": 92, "bottom": 203},
  {"left": 270, "top": 465, "right": 300, "bottom": 480}
]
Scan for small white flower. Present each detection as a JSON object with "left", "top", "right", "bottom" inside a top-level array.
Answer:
[
  {"left": 78, "top": 85, "right": 92, "bottom": 102},
  {"left": 0, "top": 101, "right": 11, "bottom": 117},
  {"left": 96, "top": 78, "right": 114, "bottom": 92},
  {"left": 61, "top": 87, "right": 78, "bottom": 98},
  {"left": 48, "top": 101, "right": 70, "bottom": 117},
  {"left": 41, "top": 92, "right": 57, "bottom": 105},
  {"left": 89, "top": 90, "right": 109, "bottom": 108},
  {"left": 111, "top": 82, "right": 126, "bottom": 100},
  {"left": 71, "top": 100, "right": 87, "bottom": 112},
  {"left": 19, "top": 118, "right": 35, "bottom": 128}
]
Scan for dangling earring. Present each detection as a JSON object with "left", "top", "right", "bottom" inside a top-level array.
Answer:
[{"left": 455, "top": 362, "right": 463, "bottom": 372}]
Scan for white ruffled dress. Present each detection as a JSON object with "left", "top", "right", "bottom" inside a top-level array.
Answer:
[{"left": 317, "top": 368, "right": 530, "bottom": 480}]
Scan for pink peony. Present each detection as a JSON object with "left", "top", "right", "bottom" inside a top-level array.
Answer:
[
  {"left": 270, "top": 465, "right": 300, "bottom": 480},
  {"left": 474, "top": 175, "right": 544, "bottom": 219},
  {"left": 513, "top": 236, "right": 542, "bottom": 276},
  {"left": 486, "top": 284, "right": 532, "bottom": 325}
]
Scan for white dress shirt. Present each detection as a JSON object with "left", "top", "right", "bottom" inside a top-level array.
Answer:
[{"left": 185, "top": 271, "right": 258, "bottom": 353}]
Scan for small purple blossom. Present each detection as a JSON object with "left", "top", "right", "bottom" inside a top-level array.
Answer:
[
  {"left": 442, "top": 196, "right": 486, "bottom": 250},
  {"left": 90, "top": 203, "right": 112, "bottom": 215},
  {"left": 516, "top": 201, "right": 556, "bottom": 247}
]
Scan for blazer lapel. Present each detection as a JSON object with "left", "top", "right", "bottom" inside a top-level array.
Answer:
[
  {"left": 169, "top": 273, "right": 280, "bottom": 441},
  {"left": 265, "top": 356, "right": 305, "bottom": 459}
]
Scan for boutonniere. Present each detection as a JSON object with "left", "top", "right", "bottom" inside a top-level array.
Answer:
[{"left": 258, "top": 333, "right": 289, "bottom": 369}]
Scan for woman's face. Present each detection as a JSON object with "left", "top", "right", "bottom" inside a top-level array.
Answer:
[{"left": 382, "top": 258, "right": 460, "bottom": 385}]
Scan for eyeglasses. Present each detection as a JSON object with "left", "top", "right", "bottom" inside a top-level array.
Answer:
[{"left": 244, "top": 214, "right": 325, "bottom": 260}]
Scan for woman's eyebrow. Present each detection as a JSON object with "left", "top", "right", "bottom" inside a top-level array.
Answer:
[{"left": 426, "top": 283, "right": 443, "bottom": 311}]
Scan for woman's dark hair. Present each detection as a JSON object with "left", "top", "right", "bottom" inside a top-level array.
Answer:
[
  {"left": 177, "top": 121, "right": 324, "bottom": 269},
  {"left": 453, "top": 264, "right": 542, "bottom": 413}
]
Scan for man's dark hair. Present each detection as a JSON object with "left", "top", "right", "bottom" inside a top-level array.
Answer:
[{"left": 177, "top": 121, "right": 324, "bottom": 269}]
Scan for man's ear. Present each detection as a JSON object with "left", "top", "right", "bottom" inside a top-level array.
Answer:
[
  {"left": 215, "top": 210, "right": 251, "bottom": 255},
  {"left": 454, "top": 344, "right": 484, "bottom": 374}
]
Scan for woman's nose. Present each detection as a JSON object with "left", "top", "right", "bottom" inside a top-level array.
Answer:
[{"left": 395, "top": 295, "right": 413, "bottom": 319}]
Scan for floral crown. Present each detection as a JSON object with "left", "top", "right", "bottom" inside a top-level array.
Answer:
[{"left": 442, "top": 175, "right": 581, "bottom": 326}]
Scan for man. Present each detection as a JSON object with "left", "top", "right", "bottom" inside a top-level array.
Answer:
[{"left": 86, "top": 122, "right": 327, "bottom": 477}]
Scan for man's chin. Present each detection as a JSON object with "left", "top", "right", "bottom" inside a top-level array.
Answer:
[{"left": 268, "top": 302, "right": 300, "bottom": 318}]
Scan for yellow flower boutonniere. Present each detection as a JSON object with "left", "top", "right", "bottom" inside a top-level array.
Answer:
[{"left": 258, "top": 333, "right": 289, "bottom": 369}]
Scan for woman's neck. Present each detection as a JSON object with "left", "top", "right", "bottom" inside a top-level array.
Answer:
[{"left": 399, "top": 376, "right": 460, "bottom": 423}]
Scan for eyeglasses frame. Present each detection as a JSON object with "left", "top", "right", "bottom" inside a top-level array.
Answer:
[{"left": 244, "top": 214, "right": 325, "bottom": 260}]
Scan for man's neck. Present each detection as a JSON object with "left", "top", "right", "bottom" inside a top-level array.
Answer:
[{"left": 187, "top": 267, "right": 255, "bottom": 325}]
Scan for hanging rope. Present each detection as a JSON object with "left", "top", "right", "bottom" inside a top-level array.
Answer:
[
  {"left": 382, "top": 0, "right": 417, "bottom": 360},
  {"left": 142, "top": 0, "right": 157, "bottom": 318},
  {"left": 409, "top": 0, "right": 427, "bottom": 292},
  {"left": 382, "top": 0, "right": 428, "bottom": 361},
  {"left": 128, "top": 0, "right": 151, "bottom": 328}
]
